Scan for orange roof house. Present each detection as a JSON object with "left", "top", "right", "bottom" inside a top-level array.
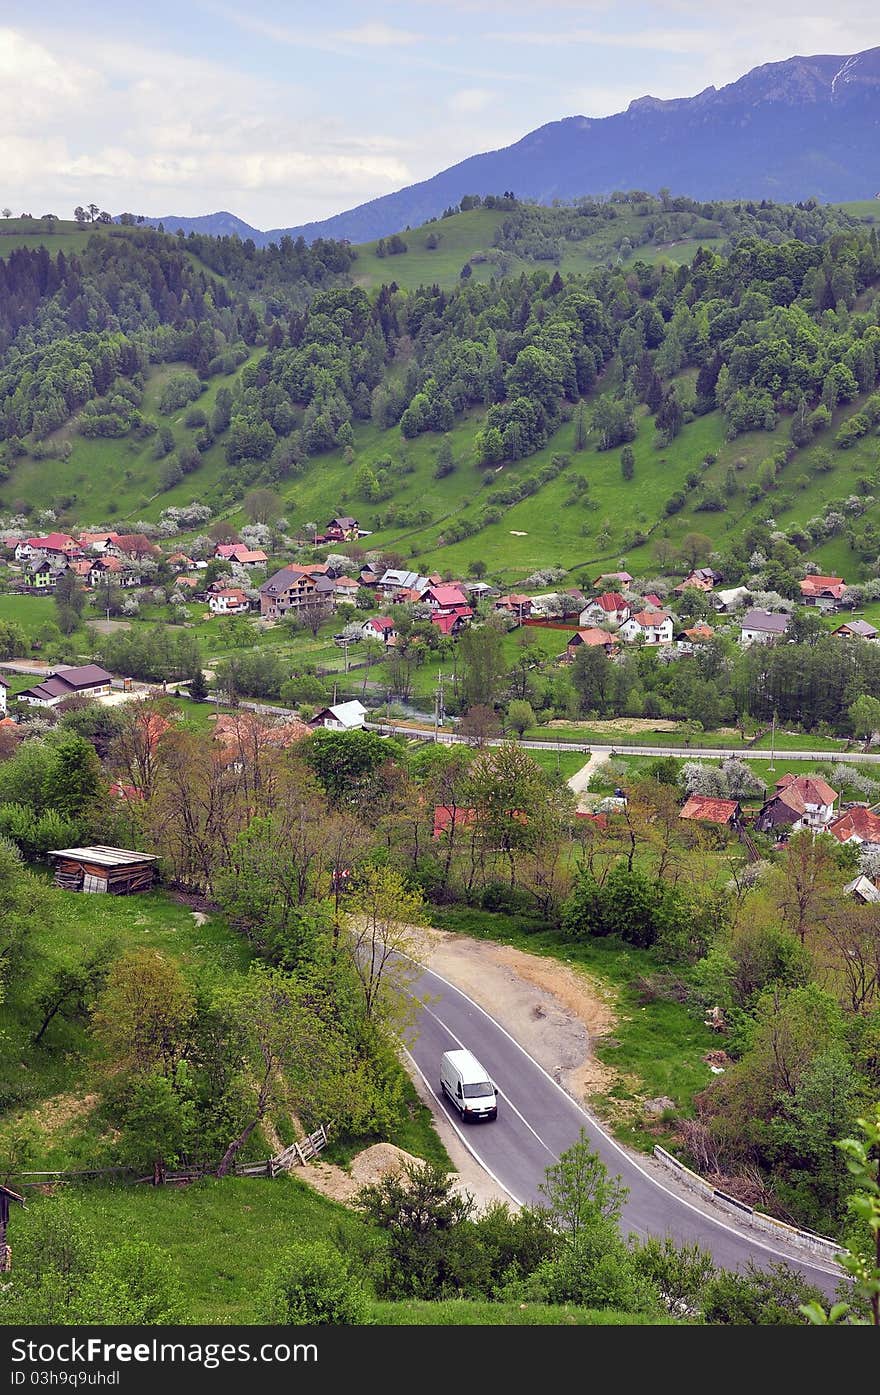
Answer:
[
  {"left": 828, "top": 806, "right": 880, "bottom": 848},
  {"left": 799, "top": 576, "right": 846, "bottom": 605},
  {"left": 679, "top": 795, "right": 741, "bottom": 826}
]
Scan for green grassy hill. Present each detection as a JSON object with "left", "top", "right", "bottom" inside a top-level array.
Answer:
[
  {"left": 3, "top": 362, "right": 878, "bottom": 584},
  {"left": 350, "top": 206, "right": 724, "bottom": 294}
]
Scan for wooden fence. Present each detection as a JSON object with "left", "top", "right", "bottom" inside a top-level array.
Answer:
[{"left": 14, "top": 1125, "right": 330, "bottom": 1189}]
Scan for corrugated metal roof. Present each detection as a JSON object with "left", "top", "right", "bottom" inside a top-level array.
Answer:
[{"left": 48, "top": 846, "right": 159, "bottom": 866}]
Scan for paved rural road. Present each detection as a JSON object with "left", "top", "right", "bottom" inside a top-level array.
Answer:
[
  {"left": 405, "top": 960, "right": 843, "bottom": 1299},
  {"left": 370, "top": 722, "right": 879, "bottom": 764}
]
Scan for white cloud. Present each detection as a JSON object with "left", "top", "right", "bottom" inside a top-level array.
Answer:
[
  {"left": 486, "top": 27, "right": 714, "bottom": 54},
  {"left": 448, "top": 87, "right": 494, "bottom": 113},
  {"left": 331, "top": 23, "right": 424, "bottom": 47}
]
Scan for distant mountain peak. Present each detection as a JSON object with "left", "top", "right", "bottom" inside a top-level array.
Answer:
[{"left": 129, "top": 44, "right": 880, "bottom": 248}]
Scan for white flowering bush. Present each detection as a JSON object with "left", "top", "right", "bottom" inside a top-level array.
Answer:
[{"left": 858, "top": 847, "right": 880, "bottom": 880}]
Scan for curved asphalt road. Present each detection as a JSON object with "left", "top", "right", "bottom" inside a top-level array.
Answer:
[{"left": 406, "top": 960, "right": 843, "bottom": 1299}]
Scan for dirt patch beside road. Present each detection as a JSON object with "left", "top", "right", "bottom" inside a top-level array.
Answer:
[{"left": 423, "top": 931, "right": 618, "bottom": 1102}]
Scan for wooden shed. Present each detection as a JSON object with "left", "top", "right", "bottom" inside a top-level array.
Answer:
[{"left": 48, "top": 845, "right": 159, "bottom": 894}]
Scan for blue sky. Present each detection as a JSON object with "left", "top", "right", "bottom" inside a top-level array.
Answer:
[{"left": 2, "top": 1, "right": 878, "bottom": 227}]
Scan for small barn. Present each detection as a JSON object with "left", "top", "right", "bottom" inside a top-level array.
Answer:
[{"left": 48, "top": 845, "right": 159, "bottom": 894}]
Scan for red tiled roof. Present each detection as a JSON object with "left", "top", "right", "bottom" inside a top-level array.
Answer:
[
  {"left": 680, "top": 795, "right": 740, "bottom": 824},
  {"left": 428, "top": 584, "right": 468, "bottom": 607},
  {"left": 568, "top": 627, "right": 616, "bottom": 647},
  {"left": 775, "top": 774, "right": 838, "bottom": 806},
  {"left": 112, "top": 534, "right": 157, "bottom": 554},
  {"left": 27, "top": 532, "right": 78, "bottom": 552},
  {"left": 431, "top": 609, "right": 473, "bottom": 634},
  {"left": 593, "top": 591, "right": 627, "bottom": 611},
  {"left": 631, "top": 609, "right": 670, "bottom": 626},
  {"left": 108, "top": 782, "right": 144, "bottom": 800},
  {"left": 828, "top": 807, "right": 880, "bottom": 844},
  {"left": 800, "top": 575, "right": 845, "bottom": 596},
  {"left": 432, "top": 806, "right": 477, "bottom": 838}
]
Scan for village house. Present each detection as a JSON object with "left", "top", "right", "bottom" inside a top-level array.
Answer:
[
  {"left": 361, "top": 615, "right": 398, "bottom": 645},
  {"left": 432, "top": 805, "right": 478, "bottom": 839},
  {"left": 308, "top": 699, "right": 367, "bottom": 731},
  {"left": 827, "top": 806, "right": 880, "bottom": 852},
  {"left": 799, "top": 575, "right": 847, "bottom": 610},
  {"left": 712, "top": 586, "right": 751, "bottom": 614},
  {"left": 23, "top": 558, "right": 66, "bottom": 589},
  {"left": 592, "top": 571, "right": 633, "bottom": 589},
  {"left": 323, "top": 516, "right": 360, "bottom": 543},
  {"left": 332, "top": 575, "right": 361, "bottom": 600},
  {"left": 431, "top": 606, "right": 473, "bottom": 636},
  {"left": 208, "top": 587, "right": 251, "bottom": 615},
  {"left": 618, "top": 609, "right": 674, "bottom": 645},
  {"left": 739, "top": 608, "right": 791, "bottom": 645},
  {"left": 679, "top": 795, "right": 742, "bottom": 827},
  {"left": 17, "top": 663, "right": 114, "bottom": 708},
  {"left": 754, "top": 774, "right": 838, "bottom": 835},
  {"left": 358, "top": 564, "right": 383, "bottom": 589},
  {"left": 259, "top": 564, "right": 329, "bottom": 619},
  {"left": 375, "top": 568, "right": 430, "bottom": 599},
  {"left": 15, "top": 532, "right": 80, "bottom": 562},
  {"left": 213, "top": 543, "right": 269, "bottom": 567},
  {"left": 674, "top": 567, "right": 721, "bottom": 595},
  {"left": 563, "top": 628, "right": 618, "bottom": 660},
  {"left": 579, "top": 592, "right": 630, "bottom": 628},
  {"left": 423, "top": 584, "right": 469, "bottom": 611},
  {"left": 210, "top": 711, "right": 311, "bottom": 770},
  {"left": 642, "top": 592, "right": 665, "bottom": 610},
  {"left": 832, "top": 619, "right": 878, "bottom": 642},
  {"left": 68, "top": 559, "right": 94, "bottom": 582},
  {"left": 462, "top": 580, "right": 498, "bottom": 600},
  {"left": 173, "top": 574, "right": 201, "bottom": 592},
  {"left": 108, "top": 534, "right": 159, "bottom": 562},
  {"left": 675, "top": 622, "right": 715, "bottom": 653},
  {"left": 89, "top": 556, "right": 137, "bottom": 588},
  {"left": 493, "top": 594, "right": 532, "bottom": 623},
  {"left": 77, "top": 531, "right": 119, "bottom": 553},
  {"left": 165, "top": 552, "right": 194, "bottom": 572}
]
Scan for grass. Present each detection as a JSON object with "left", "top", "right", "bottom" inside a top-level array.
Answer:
[
  {"left": 15, "top": 1175, "right": 368, "bottom": 1324},
  {"left": 0, "top": 353, "right": 261, "bottom": 523},
  {"left": 525, "top": 747, "right": 590, "bottom": 780},
  {"left": 10, "top": 1177, "right": 673, "bottom": 1324},
  {"left": 350, "top": 206, "right": 724, "bottom": 296},
  {"left": 0, "top": 217, "right": 101, "bottom": 259},
  {"left": 371, "top": 1300, "right": 672, "bottom": 1324}
]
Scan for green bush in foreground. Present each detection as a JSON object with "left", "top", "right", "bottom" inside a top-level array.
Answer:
[{"left": 256, "top": 1242, "right": 371, "bottom": 1325}]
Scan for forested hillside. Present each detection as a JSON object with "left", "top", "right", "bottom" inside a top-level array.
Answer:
[{"left": 1, "top": 198, "right": 879, "bottom": 588}]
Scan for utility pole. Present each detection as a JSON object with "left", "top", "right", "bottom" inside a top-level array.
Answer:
[
  {"left": 769, "top": 709, "right": 776, "bottom": 772},
  {"left": 434, "top": 670, "right": 447, "bottom": 741}
]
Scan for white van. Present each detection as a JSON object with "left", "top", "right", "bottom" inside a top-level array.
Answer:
[{"left": 440, "top": 1049, "right": 498, "bottom": 1122}]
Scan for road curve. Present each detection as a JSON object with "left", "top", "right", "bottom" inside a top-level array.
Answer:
[{"left": 406, "top": 959, "right": 843, "bottom": 1299}]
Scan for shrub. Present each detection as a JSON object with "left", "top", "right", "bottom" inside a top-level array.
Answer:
[{"left": 256, "top": 1244, "right": 370, "bottom": 1325}]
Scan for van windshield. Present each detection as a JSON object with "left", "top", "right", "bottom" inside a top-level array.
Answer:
[{"left": 463, "top": 1082, "right": 494, "bottom": 1098}]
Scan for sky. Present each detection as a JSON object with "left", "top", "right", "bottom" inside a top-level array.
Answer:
[{"left": 3, "top": 1, "right": 879, "bottom": 230}]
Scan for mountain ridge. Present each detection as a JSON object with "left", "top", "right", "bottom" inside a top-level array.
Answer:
[{"left": 130, "top": 45, "right": 880, "bottom": 246}]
